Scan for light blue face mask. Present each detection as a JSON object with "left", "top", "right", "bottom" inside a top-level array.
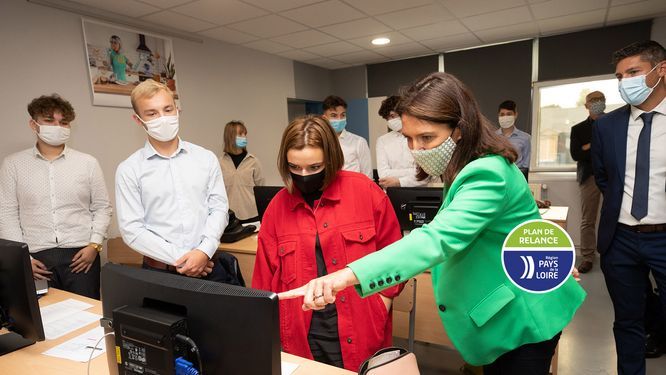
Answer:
[
  {"left": 235, "top": 136, "right": 247, "bottom": 148},
  {"left": 618, "top": 62, "right": 663, "bottom": 106},
  {"left": 329, "top": 118, "right": 347, "bottom": 133}
]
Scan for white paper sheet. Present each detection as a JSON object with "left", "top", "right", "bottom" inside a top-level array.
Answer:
[
  {"left": 43, "top": 327, "right": 106, "bottom": 362},
  {"left": 40, "top": 299, "right": 100, "bottom": 340},
  {"left": 281, "top": 361, "right": 299, "bottom": 375}
]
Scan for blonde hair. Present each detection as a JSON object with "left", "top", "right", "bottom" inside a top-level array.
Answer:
[
  {"left": 130, "top": 79, "right": 175, "bottom": 113},
  {"left": 223, "top": 120, "right": 247, "bottom": 154},
  {"left": 277, "top": 115, "right": 344, "bottom": 193}
]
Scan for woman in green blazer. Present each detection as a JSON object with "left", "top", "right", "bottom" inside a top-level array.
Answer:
[{"left": 280, "top": 72, "right": 586, "bottom": 374}]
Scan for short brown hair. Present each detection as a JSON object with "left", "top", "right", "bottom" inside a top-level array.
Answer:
[
  {"left": 223, "top": 120, "right": 247, "bottom": 154},
  {"left": 322, "top": 95, "right": 347, "bottom": 111},
  {"left": 378, "top": 95, "right": 401, "bottom": 119},
  {"left": 398, "top": 72, "right": 517, "bottom": 186},
  {"left": 612, "top": 40, "right": 666, "bottom": 66},
  {"left": 27, "top": 94, "right": 75, "bottom": 122},
  {"left": 130, "top": 79, "right": 175, "bottom": 113},
  {"left": 277, "top": 115, "right": 344, "bottom": 193}
]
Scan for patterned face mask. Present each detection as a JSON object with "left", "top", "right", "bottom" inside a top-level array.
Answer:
[{"left": 410, "top": 137, "right": 457, "bottom": 177}]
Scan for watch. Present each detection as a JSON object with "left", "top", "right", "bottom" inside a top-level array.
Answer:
[{"left": 89, "top": 242, "right": 103, "bottom": 252}]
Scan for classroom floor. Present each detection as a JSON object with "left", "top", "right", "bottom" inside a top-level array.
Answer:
[{"left": 393, "top": 255, "right": 666, "bottom": 374}]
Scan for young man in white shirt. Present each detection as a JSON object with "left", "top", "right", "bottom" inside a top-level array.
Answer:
[
  {"left": 375, "top": 95, "right": 430, "bottom": 189},
  {"left": 322, "top": 95, "right": 373, "bottom": 179},
  {"left": 115, "top": 80, "right": 229, "bottom": 280},
  {"left": 0, "top": 94, "right": 112, "bottom": 299}
]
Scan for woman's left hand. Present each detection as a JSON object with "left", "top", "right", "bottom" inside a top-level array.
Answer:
[{"left": 278, "top": 267, "right": 359, "bottom": 311}]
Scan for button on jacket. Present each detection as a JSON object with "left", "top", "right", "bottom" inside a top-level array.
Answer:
[
  {"left": 349, "top": 155, "right": 586, "bottom": 366},
  {"left": 252, "top": 171, "right": 403, "bottom": 371},
  {"left": 219, "top": 152, "right": 264, "bottom": 220}
]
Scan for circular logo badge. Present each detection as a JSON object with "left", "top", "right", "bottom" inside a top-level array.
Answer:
[{"left": 501, "top": 219, "right": 575, "bottom": 293}]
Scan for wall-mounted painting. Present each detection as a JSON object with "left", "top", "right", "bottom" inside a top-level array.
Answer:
[{"left": 82, "top": 19, "right": 179, "bottom": 108}]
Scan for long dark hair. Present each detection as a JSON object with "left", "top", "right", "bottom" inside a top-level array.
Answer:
[{"left": 398, "top": 72, "right": 517, "bottom": 186}]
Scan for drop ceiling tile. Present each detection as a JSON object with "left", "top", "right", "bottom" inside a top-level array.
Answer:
[
  {"left": 319, "top": 18, "right": 392, "bottom": 40},
  {"left": 373, "top": 42, "right": 434, "bottom": 59},
  {"left": 610, "top": 0, "right": 646, "bottom": 5},
  {"left": 243, "top": 39, "right": 293, "bottom": 54},
  {"left": 280, "top": 0, "right": 366, "bottom": 28},
  {"left": 440, "top": 0, "right": 527, "bottom": 18},
  {"left": 530, "top": 0, "right": 607, "bottom": 20},
  {"left": 537, "top": 9, "right": 606, "bottom": 35},
  {"left": 334, "top": 49, "right": 387, "bottom": 64},
  {"left": 198, "top": 26, "right": 259, "bottom": 44},
  {"left": 474, "top": 22, "right": 539, "bottom": 44},
  {"left": 343, "top": 0, "right": 434, "bottom": 15},
  {"left": 271, "top": 29, "right": 339, "bottom": 48},
  {"left": 137, "top": 0, "right": 193, "bottom": 9},
  {"left": 348, "top": 32, "right": 413, "bottom": 49},
  {"left": 227, "top": 15, "right": 308, "bottom": 38},
  {"left": 401, "top": 21, "right": 469, "bottom": 41},
  {"left": 277, "top": 49, "right": 322, "bottom": 61},
  {"left": 607, "top": 0, "right": 666, "bottom": 23},
  {"left": 172, "top": 0, "right": 268, "bottom": 25},
  {"left": 241, "top": 0, "right": 322, "bottom": 12},
  {"left": 421, "top": 32, "right": 482, "bottom": 51},
  {"left": 462, "top": 6, "right": 534, "bottom": 31},
  {"left": 71, "top": 0, "right": 159, "bottom": 17},
  {"left": 309, "top": 59, "right": 352, "bottom": 69},
  {"left": 304, "top": 41, "right": 363, "bottom": 56},
  {"left": 141, "top": 10, "right": 217, "bottom": 32},
  {"left": 375, "top": 4, "right": 456, "bottom": 30}
]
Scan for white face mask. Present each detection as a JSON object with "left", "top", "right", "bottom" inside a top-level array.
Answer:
[
  {"left": 35, "top": 122, "right": 70, "bottom": 146},
  {"left": 387, "top": 117, "right": 403, "bottom": 132},
  {"left": 498, "top": 115, "right": 515, "bottom": 129},
  {"left": 137, "top": 114, "right": 179, "bottom": 142}
]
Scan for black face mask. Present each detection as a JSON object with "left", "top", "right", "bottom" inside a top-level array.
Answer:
[{"left": 291, "top": 170, "right": 325, "bottom": 195}]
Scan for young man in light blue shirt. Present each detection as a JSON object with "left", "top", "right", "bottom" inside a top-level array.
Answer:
[
  {"left": 115, "top": 79, "right": 229, "bottom": 279},
  {"left": 496, "top": 100, "right": 531, "bottom": 179}
]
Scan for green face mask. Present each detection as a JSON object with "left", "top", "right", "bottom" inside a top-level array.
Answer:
[{"left": 410, "top": 137, "right": 457, "bottom": 177}]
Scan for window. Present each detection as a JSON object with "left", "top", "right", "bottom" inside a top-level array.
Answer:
[{"left": 531, "top": 75, "right": 625, "bottom": 171}]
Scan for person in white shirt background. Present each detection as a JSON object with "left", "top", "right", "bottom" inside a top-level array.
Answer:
[
  {"left": 321, "top": 95, "right": 373, "bottom": 179},
  {"left": 115, "top": 79, "right": 229, "bottom": 280},
  {"left": 0, "top": 94, "right": 112, "bottom": 299},
  {"left": 375, "top": 95, "right": 432, "bottom": 189}
]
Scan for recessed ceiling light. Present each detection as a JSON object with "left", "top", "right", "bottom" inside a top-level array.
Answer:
[{"left": 371, "top": 37, "right": 390, "bottom": 46}]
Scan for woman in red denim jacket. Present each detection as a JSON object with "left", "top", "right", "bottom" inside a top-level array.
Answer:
[{"left": 252, "top": 115, "right": 403, "bottom": 371}]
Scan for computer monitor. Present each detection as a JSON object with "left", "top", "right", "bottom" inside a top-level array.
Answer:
[
  {"left": 101, "top": 263, "right": 280, "bottom": 375},
  {"left": 0, "top": 239, "right": 45, "bottom": 356},
  {"left": 386, "top": 187, "right": 444, "bottom": 231},
  {"left": 253, "top": 186, "right": 283, "bottom": 221}
]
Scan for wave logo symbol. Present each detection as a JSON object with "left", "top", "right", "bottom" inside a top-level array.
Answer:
[{"left": 519, "top": 255, "right": 535, "bottom": 279}]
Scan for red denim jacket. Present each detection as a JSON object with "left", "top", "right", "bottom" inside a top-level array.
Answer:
[{"left": 252, "top": 171, "right": 403, "bottom": 371}]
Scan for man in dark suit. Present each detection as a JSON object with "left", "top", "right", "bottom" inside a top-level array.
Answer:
[
  {"left": 592, "top": 40, "right": 666, "bottom": 375},
  {"left": 570, "top": 91, "right": 605, "bottom": 273}
]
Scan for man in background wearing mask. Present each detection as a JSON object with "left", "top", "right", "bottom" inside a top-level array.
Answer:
[
  {"left": 322, "top": 95, "right": 372, "bottom": 179},
  {"left": 375, "top": 95, "right": 430, "bottom": 188},
  {"left": 570, "top": 91, "right": 606, "bottom": 274},
  {"left": 115, "top": 79, "right": 229, "bottom": 281},
  {"left": 0, "top": 94, "right": 112, "bottom": 299},
  {"left": 496, "top": 100, "right": 531, "bottom": 179},
  {"left": 592, "top": 40, "right": 666, "bottom": 374}
]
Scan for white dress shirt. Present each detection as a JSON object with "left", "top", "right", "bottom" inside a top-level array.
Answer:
[
  {"left": 376, "top": 131, "right": 428, "bottom": 187},
  {"left": 619, "top": 97, "right": 666, "bottom": 225},
  {"left": 0, "top": 146, "right": 112, "bottom": 252},
  {"left": 115, "top": 139, "right": 229, "bottom": 265},
  {"left": 339, "top": 130, "right": 373, "bottom": 179}
]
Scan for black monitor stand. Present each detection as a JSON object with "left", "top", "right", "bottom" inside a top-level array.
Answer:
[{"left": 0, "top": 306, "right": 37, "bottom": 356}]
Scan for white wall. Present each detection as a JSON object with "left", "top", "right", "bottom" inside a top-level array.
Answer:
[{"left": 0, "top": 0, "right": 297, "bottom": 237}]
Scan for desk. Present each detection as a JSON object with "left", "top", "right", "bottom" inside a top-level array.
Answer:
[{"left": 0, "top": 289, "right": 353, "bottom": 374}]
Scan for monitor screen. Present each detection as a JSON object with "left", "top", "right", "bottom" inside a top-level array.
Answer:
[
  {"left": 386, "top": 187, "right": 444, "bottom": 231},
  {"left": 253, "top": 186, "right": 283, "bottom": 222},
  {"left": 0, "top": 239, "right": 45, "bottom": 356},
  {"left": 101, "top": 264, "right": 280, "bottom": 375}
]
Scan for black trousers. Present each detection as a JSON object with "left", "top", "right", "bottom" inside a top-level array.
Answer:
[
  {"left": 483, "top": 332, "right": 560, "bottom": 375},
  {"left": 141, "top": 252, "right": 245, "bottom": 286},
  {"left": 32, "top": 247, "right": 101, "bottom": 300}
]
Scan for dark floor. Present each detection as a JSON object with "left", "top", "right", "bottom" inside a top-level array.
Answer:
[{"left": 393, "top": 255, "right": 666, "bottom": 374}]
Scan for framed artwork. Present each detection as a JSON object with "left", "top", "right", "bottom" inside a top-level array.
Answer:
[{"left": 82, "top": 18, "right": 179, "bottom": 108}]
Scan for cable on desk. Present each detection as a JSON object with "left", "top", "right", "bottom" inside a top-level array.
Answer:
[{"left": 87, "top": 331, "right": 115, "bottom": 375}]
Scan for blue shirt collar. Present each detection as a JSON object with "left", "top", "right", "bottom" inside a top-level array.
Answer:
[{"left": 143, "top": 137, "right": 188, "bottom": 159}]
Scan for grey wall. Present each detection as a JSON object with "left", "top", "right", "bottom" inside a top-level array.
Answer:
[
  {"left": 331, "top": 66, "right": 367, "bottom": 100},
  {"left": 367, "top": 55, "right": 439, "bottom": 97},
  {"left": 293, "top": 61, "right": 331, "bottom": 101},
  {"left": 1, "top": 0, "right": 298, "bottom": 238}
]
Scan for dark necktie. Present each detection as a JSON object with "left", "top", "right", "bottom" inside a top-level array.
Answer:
[{"left": 631, "top": 112, "right": 655, "bottom": 220}]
